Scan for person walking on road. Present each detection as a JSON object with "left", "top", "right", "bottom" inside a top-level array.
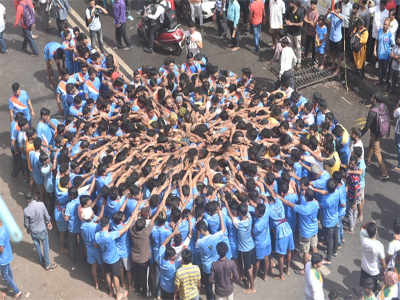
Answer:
[
  {"left": 0, "top": 1, "right": 7, "bottom": 54},
  {"left": 0, "top": 220, "right": 23, "bottom": 299},
  {"left": 23, "top": 198, "right": 57, "bottom": 271},
  {"left": 304, "top": 253, "right": 324, "bottom": 300},
  {"left": 113, "top": 0, "right": 132, "bottom": 50},
  {"left": 227, "top": 0, "right": 240, "bottom": 52},
  {"left": 249, "top": 0, "right": 264, "bottom": 53},
  {"left": 85, "top": 0, "right": 108, "bottom": 53},
  {"left": 360, "top": 93, "right": 390, "bottom": 180},
  {"left": 14, "top": 0, "right": 39, "bottom": 56},
  {"left": 54, "top": 0, "right": 70, "bottom": 36}
]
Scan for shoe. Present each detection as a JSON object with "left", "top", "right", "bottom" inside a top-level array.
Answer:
[
  {"left": 32, "top": 34, "right": 39, "bottom": 39},
  {"left": 392, "top": 167, "right": 400, "bottom": 172},
  {"left": 143, "top": 47, "right": 153, "bottom": 53},
  {"left": 231, "top": 47, "right": 240, "bottom": 52},
  {"left": 381, "top": 175, "right": 390, "bottom": 181},
  {"left": 45, "top": 263, "right": 57, "bottom": 271},
  {"left": 333, "top": 252, "right": 338, "bottom": 257},
  {"left": 127, "top": 15, "right": 134, "bottom": 21}
]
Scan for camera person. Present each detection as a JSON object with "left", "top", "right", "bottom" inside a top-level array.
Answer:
[
  {"left": 143, "top": 0, "right": 166, "bottom": 54},
  {"left": 85, "top": 0, "right": 108, "bottom": 53}
]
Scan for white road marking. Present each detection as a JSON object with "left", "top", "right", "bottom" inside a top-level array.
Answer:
[
  {"left": 67, "top": 7, "right": 134, "bottom": 77},
  {"left": 340, "top": 96, "right": 352, "bottom": 105}
]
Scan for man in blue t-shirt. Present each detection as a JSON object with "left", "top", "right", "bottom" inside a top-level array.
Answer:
[
  {"left": 0, "top": 221, "right": 22, "bottom": 298},
  {"left": 195, "top": 208, "right": 225, "bottom": 300},
  {"left": 224, "top": 201, "right": 256, "bottom": 294},
  {"left": 374, "top": 18, "right": 394, "bottom": 86},
  {"left": 327, "top": 4, "right": 344, "bottom": 74},
  {"left": 95, "top": 212, "right": 137, "bottom": 300},
  {"left": 8, "top": 82, "right": 35, "bottom": 124},
  {"left": 252, "top": 203, "right": 271, "bottom": 280}
]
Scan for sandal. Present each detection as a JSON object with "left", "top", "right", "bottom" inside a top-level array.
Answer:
[{"left": 45, "top": 263, "right": 57, "bottom": 271}]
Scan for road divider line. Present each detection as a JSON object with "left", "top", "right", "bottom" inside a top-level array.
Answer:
[
  {"left": 67, "top": 7, "right": 134, "bottom": 77},
  {"left": 340, "top": 96, "right": 352, "bottom": 105}
]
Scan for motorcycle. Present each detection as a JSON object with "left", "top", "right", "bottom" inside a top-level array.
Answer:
[{"left": 137, "top": 17, "right": 186, "bottom": 56}]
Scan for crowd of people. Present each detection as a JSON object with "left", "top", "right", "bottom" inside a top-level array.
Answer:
[{"left": 1, "top": 0, "right": 400, "bottom": 300}]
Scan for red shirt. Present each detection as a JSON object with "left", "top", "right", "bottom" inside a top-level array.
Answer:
[
  {"left": 249, "top": 0, "right": 265, "bottom": 25},
  {"left": 14, "top": 0, "right": 34, "bottom": 29}
]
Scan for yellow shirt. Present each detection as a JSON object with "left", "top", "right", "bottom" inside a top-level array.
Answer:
[
  {"left": 174, "top": 263, "right": 201, "bottom": 300},
  {"left": 25, "top": 141, "right": 34, "bottom": 171}
]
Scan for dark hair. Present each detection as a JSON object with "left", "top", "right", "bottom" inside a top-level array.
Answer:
[
  {"left": 216, "top": 242, "right": 228, "bottom": 258},
  {"left": 181, "top": 249, "right": 193, "bottom": 264},
  {"left": 100, "top": 216, "right": 110, "bottom": 228},
  {"left": 366, "top": 222, "right": 377, "bottom": 238}
]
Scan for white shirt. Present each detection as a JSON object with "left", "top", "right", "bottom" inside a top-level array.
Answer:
[
  {"left": 389, "top": 18, "right": 398, "bottom": 38},
  {"left": 146, "top": 4, "right": 165, "bottom": 22},
  {"left": 304, "top": 262, "right": 325, "bottom": 300},
  {"left": 342, "top": 2, "right": 352, "bottom": 28},
  {"left": 86, "top": 7, "right": 101, "bottom": 31},
  {"left": 360, "top": 228, "right": 385, "bottom": 276},
  {"left": 280, "top": 46, "right": 297, "bottom": 76},
  {"left": 387, "top": 239, "right": 400, "bottom": 268},
  {"left": 187, "top": 30, "right": 202, "bottom": 55},
  {"left": 171, "top": 237, "right": 190, "bottom": 262},
  {"left": 0, "top": 3, "right": 5, "bottom": 33},
  {"left": 370, "top": 7, "right": 389, "bottom": 39},
  {"left": 269, "top": 0, "right": 285, "bottom": 29}
]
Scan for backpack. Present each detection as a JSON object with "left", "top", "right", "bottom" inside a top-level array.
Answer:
[
  {"left": 350, "top": 28, "right": 366, "bottom": 52},
  {"left": 22, "top": 3, "right": 35, "bottom": 27},
  {"left": 371, "top": 103, "right": 390, "bottom": 138}
]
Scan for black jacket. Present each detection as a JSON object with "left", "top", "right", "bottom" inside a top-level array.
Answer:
[{"left": 361, "top": 107, "right": 379, "bottom": 137}]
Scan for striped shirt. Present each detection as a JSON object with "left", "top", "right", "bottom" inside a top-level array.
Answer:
[{"left": 174, "top": 263, "right": 201, "bottom": 300}]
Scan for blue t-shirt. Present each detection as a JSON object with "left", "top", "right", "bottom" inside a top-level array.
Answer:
[
  {"left": 203, "top": 213, "right": 221, "bottom": 234},
  {"left": 0, "top": 225, "right": 13, "bottom": 265},
  {"left": 327, "top": 13, "right": 343, "bottom": 42},
  {"left": 151, "top": 224, "right": 172, "bottom": 261},
  {"left": 269, "top": 198, "right": 292, "bottom": 239},
  {"left": 293, "top": 200, "right": 319, "bottom": 238},
  {"left": 233, "top": 214, "right": 254, "bottom": 252},
  {"left": 320, "top": 189, "right": 340, "bottom": 228},
  {"left": 284, "top": 193, "right": 299, "bottom": 231},
  {"left": 43, "top": 41, "right": 63, "bottom": 61},
  {"left": 196, "top": 231, "right": 224, "bottom": 274},
  {"left": 84, "top": 78, "right": 101, "bottom": 101},
  {"left": 65, "top": 198, "right": 81, "bottom": 233},
  {"left": 105, "top": 197, "right": 125, "bottom": 218},
  {"left": 158, "top": 245, "right": 181, "bottom": 293},
  {"left": 338, "top": 182, "right": 347, "bottom": 217},
  {"left": 80, "top": 219, "right": 101, "bottom": 249},
  {"left": 359, "top": 159, "right": 366, "bottom": 189},
  {"left": 316, "top": 24, "right": 327, "bottom": 49},
  {"left": 111, "top": 222, "right": 130, "bottom": 259},
  {"left": 95, "top": 230, "right": 121, "bottom": 264},
  {"left": 37, "top": 121, "right": 54, "bottom": 146},
  {"left": 377, "top": 29, "right": 393, "bottom": 60},
  {"left": 29, "top": 151, "right": 43, "bottom": 185},
  {"left": 9, "top": 90, "right": 31, "bottom": 122},
  {"left": 252, "top": 207, "right": 271, "bottom": 249}
]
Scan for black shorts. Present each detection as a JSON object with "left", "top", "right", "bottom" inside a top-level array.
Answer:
[
  {"left": 329, "top": 40, "right": 343, "bottom": 53},
  {"left": 104, "top": 260, "right": 122, "bottom": 277},
  {"left": 359, "top": 268, "right": 379, "bottom": 292},
  {"left": 239, "top": 248, "right": 256, "bottom": 271}
]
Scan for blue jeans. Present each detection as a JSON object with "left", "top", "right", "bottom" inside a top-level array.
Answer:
[
  {"left": 0, "top": 30, "right": 7, "bottom": 53},
  {"left": 22, "top": 26, "right": 39, "bottom": 55},
  {"left": 395, "top": 133, "right": 400, "bottom": 168},
  {"left": 252, "top": 24, "right": 261, "bottom": 50},
  {"left": 338, "top": 216, "right": 344, "bottom": 245},
  {"left": 31, "top": 230, "right": 50, "bottom": 268},
  {"left": 0, "top": 264, "right": 20, "bottom": 294}
]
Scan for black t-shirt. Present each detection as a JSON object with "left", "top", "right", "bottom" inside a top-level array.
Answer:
[{"left": 285, "top": 7, "right": 304, "bottom": 36}]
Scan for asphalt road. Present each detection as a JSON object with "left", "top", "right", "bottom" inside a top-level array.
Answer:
[{"left": 0, "top": 1, "right": 399, "bottom": 300}]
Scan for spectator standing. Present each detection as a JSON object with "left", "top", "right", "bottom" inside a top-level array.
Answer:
[
  {"left": 358, "top": 0, "right": 370, "bottom": 33},
  {"left": 388, "top": 9, "right": 398, "bottom": 37},
  {"left": 342, "top": 0, "right": 353, "bottom": 56},
  {"left": 214, "top": 0, "right": 228, "bottom": 38},
  {"left": 249, "top": 0, "right": 264, "bottom": 53},
  {"left": 14, "top": 0, "right": 39, "bottom": 56},
  {"left": 390, "top": 36, "right": 400, "bottom": 91},
  {"left": 304, "top": 254, "right": 324, "bottom": 300},
  {"left": 186, "top": 23, "right": 203, "bottom": 56},
  {"left": 54, "top": 0, "right": 69, "bottom": 35},
  {"left": 326, "top": 4, "right": 344, "bottom": 76},
  {"left": 0, "top": 1, "right": 7, "bottom": 54},
  {"left": 374, "top": 18, "right": 394, "bottom": 86},
  {"left": 359, "top": 222, "right": 386, "bottom": 294},
  {"left": 113, "top": 0, "right": 132, "bottom": 50},
  {"left": 352, "top": 18, "right": 369, "bottom": 77},
  {"left": 210, "top": 242, "right": 239, "bottom": 300},
  {"left": 85, "top": 0, "right": 108, "bottom": 53},
  {"left": 386, "top": 219, "right": 400, "bottom": 268},
  {"left": 315, "top": 15, "right": 328, "bottom": 69},
  {"left": 23, "top": 198, "right": 57, "bottom": 270},
  {"left": 269, "top": 0, "right": 285, "bottom": 49},
  {"left": 0, "top": 220, "right": 23, "bottom": 299},
  {"left": 279, "top": 36, "right": 297, "bottom": 88},
  {"left": 227, "top": 0, "right": 240, "bottom": 51},
  {"left": 303, "top": 0, "right": 319, "bottom": 62},
  {"left": 189, "top": 0, "right": 203, "bottom": 28},
  {"left": 285, "top": 0, "right": 304, "bottom": 67},
  {"left": 370, "top": 0, "right": 389, "bottom": 68},
  {"left": 174, "top": 249, "right": 201, "bottom": 300}
]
